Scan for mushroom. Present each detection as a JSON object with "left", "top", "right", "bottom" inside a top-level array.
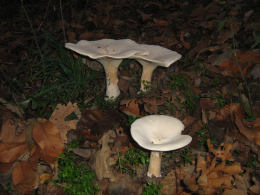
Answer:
[
  {"left": 65, "top": 39, "right": 147, "bottom": 99},
  {"left": 132, "top": 44, "right": 182, "bottom": 91},
  {"left": 130, "top": 115, "right": 192, "bottom": 177}
]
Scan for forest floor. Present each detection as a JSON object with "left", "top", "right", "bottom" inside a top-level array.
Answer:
[{"left": 0, "top": 0, "right": 259, "bottom": 194}]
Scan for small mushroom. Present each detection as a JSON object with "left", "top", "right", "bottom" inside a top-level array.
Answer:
[
  {"left": 65, "top": 39, "right": 147, "bottom": 99},
  {"left": 130, "top": 115, "right": 192, "bottom": 177},
  {"left": 132, "top": 44, "right": 182, "bottom": 91}
]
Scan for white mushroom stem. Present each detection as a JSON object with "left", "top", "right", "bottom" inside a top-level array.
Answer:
[
  {"left": 137, "top": 59, "right": 158, "bottom": 91},
  {"left": 148, "top": 151, "right": 162, "bottom": 177},
  {"left": 97, "top": 58, "right": 122, "bottom": 100}
]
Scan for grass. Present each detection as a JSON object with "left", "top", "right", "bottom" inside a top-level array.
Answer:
[
  {"left": 210, "top": 93, "right": 229, "bottom": 108},
  {"left": 246, "top": 154, "right": 257, "bottom": 168},
  {"left": 142, "top": 182, "right": 162, "bottom": 195},
  {"left": 125, "top": 115, "right": 139, "bottom": 128},
  {"left": 142, "top": 80, "right": 153, "bottom": 92},
  {"left": 169, "top": 74, "right": 199, "bottom": 113},
  {"left": 196, "top": 125, "right": 209, "bottom": 149},
  {"left": 55, "top": 140, "right": 99, "bottom": 195},
  {"left": 118, "top": 147, "right": 150, "bottom": 174},
  {"left": 27, "top": 36, "right": 102, "bottom": 115},
  {"left": 179, "top": 148, "right": 192, "bottom": 165},
  {"left": 93, "top": 95, "right": 119, "bottom": 110}
]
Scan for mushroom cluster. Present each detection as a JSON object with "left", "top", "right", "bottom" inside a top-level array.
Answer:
[
  {"left": 130, "top": 115, "right": 192, "bottom": 177},
  {"left": 65, "top": 39, "right": 181, "bottom": 100}
]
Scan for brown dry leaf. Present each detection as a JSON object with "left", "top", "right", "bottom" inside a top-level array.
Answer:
[
  {"left": 0, "top": 143, "right": 28, "bottom": 163},
  {"left": 0, "top": 162, "right": 13, "bottom": 173},
  {"left": 245, "top": 117, "right": 260, "bottom": 128},
  {"left": 79, "top": 32, "right": 105, "bottom": 40},
  {"left": 180, "top": 31, "right": 191, "bottom": 49},
  {"left": 207, "top": 140, "right": 233, "bottom": 162},
  {"left": 29, "top": 145, "right": 41, "bottom": 166},
  {"left": 219, "top": 50, "right": 260, "bottom": 77},
  {"left": 217, "top": 22, "right": 240, "bottom": 44},
  {"left": 215, "top": 103, "right": 243, "bottom": 121},
  {"left": 143, "top": 97, "right": 166, "bottom": 114},
  {"left": 120, "top": 98, "right": 142, "bottom": 117},
  {"left": 0, "top": 119, "right": 26, "bottom": 144},
  {"left": 221, "top": 162, "right": 243, "bottom": 175},
  {"left": 70, "top": 22, "right": 85, "bottom": 30},
  {"left": 32, "top": 121, "right": 64, "bottom": 164},
  {"left": 12, "top": 161, "right": 39, "bottom": 194},
  {"left": 196, "top": 154, "right": 206, "bottom": 172},
  {"left": 0, "top": 98, "right": 24, "bottom": 118},
  {"left": 200, "top": 98, "right": 217, "bottom": 110},
  {"left": 182, "top": 116, "right": 196, "bottom": 128},
  {"left": 49, "top": 102, "right": 81, "bottom": 144},
  {"left": 142, "top": 97, "right": 165, "bottom": 106},
  {"left": 137, "top": 10, "right": 152, "bottom": 22},
  {"left": 80, "top": 129, "right": 100, "bottom": 142},
  {"left": 208, "top": 175, "right": 233, "bottom": 190},
  {"left": 194, "top": 141, "right": 243, "bottom": 194},
  {"left": 153, "top": 18, "right": 169, "bottom": 26},
  {"left": 92, "top": 130, "right": 117, "bottom": 181},
  {"left": 160, "top": 169, "right": 177, "bottom": 195},
  {"left": 249, "top": 177, "right": 260, "bottom": 194},
  {"left": 235, "top": 115, "right": 260, "bottom": 146},
  {"left": 40, "top": 173, "right": 52, "bottom": 184},
  {"left": 66, "top": 30, "right": 76, "bottom": 42}
]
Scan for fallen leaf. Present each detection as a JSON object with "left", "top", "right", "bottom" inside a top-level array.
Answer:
[
  {"left": 0, "top": 119, "right": 26, "bottom": 144},
  {"left": 0, "top": 143, "right": 28, "bottom": 163},
  {"left": 153, "top": 18, "right": 169, "bottom": 26},
  {"left": 218, "top": 50, "right": 260, "bottom": 77},
  {"left": 200, "top": 98, "right": 217, "bottom": 110},
  {"left": 235, "top": 115, "right": 260, "bottom": 146},
  {"left": 208, "top": 175, "right": 233, "bottom": 190},
  {"left": 79, "top": 32, "right": 105, "bottom": 40},
  {"left": 49, "top": 102, "right": 81, "bottom": 144},
  {"left": 12, "top": 161, "right": 39, "bottom": 194},
  {"left": 120, "top": 99, "right": 142, "bottom": 117},
  {"left": 0, "top": 98, "right": 24, "bottom": 118},
  {"left": 32, "top": 121, "right": 64, "bottom": 164},
  {"left": 215, "top": 103, "right": 243, "bottom": 121},
  {"left": 40, "top": 173, "right": 52, "bottom": 184},
  {"left": 92, "top": 130, "right": 117, "bottom": 181},
  {"left": 217, "top": 22, "right": 240, "bottom": 44},
  {"left": 0, "top": 162, "right": 13, "bottom": 173},
  {"left": 66, "top": 31, "right": 76, "bottom": 42},
  {"left": 161, "top": 169, "right": 177, "bottom": 195},
  {"left": 221, "top": 162, "right": 243, "bottom": 175}
]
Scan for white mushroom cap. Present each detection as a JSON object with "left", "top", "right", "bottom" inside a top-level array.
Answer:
[
  {"left": 131, "top": 115, "right": 192, "bottom": 151},
  {"left": 65, "top": 39, "right": 182, "bottom": 97},
  {"left": 131, "top": 44, "right": 182, "bottom": 91},
  {"left": 133, "top": 44, "right": 182, "bottom": 66},
  {"left": 65, "top": 39, "right": 148, "bottom": 59},
  {"left": 65, "top": 39, "right": 149, "bottom": 100}
]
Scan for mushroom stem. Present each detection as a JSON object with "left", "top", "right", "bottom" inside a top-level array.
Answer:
[
  {"left": 148, "top": 151, "right": 162, "bottom": 177},
  {"left": 137, "top": 59, "right": 158, "bottom": 91},
  {"left": 97, "top": 58, "right": 122, "bottom": 100}
]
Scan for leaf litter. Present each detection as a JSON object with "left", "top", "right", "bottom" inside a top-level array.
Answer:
[{"left": 0, "top": 0, "right": 260, "bottom": 194}]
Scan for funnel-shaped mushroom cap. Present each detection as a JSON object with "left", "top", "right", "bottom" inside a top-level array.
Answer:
[
  {"left": 65, "top": 39, "right": 148, "bottom": 59},
  {"left": 131, "top": 115, "right": 192, "bottom": 151},
  {"left": 133, "top": 44, "right": 182, "bottom": 67}
]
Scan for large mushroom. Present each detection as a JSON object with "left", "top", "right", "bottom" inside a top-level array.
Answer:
[
  {"left": 132, "top": 44, "right": 182, "bottom": 91},
  {"left": 130, "top": 115, "right": 192, "bottom": 177},
  {"left": 65, "top": 39, "right": 147, "bottom": 99}
]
